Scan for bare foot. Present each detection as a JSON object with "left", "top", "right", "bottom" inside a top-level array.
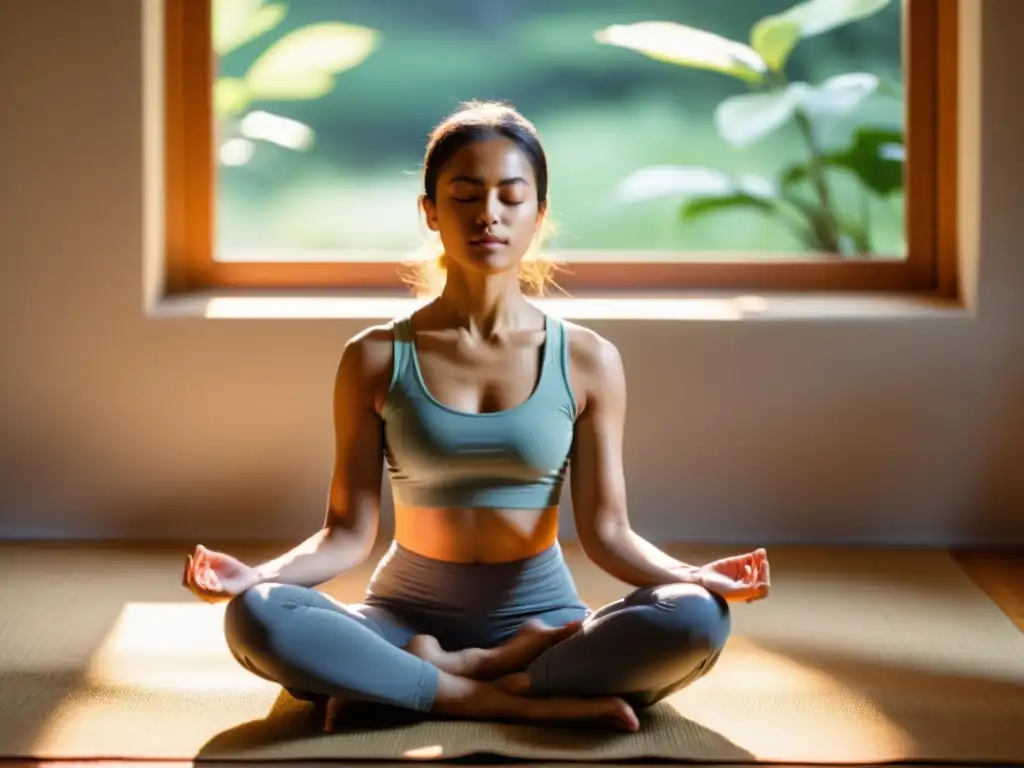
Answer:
[
  {"left": 478, "top": 619, "right": 583, "bottom": 679},
  {"left": 432, "top": 671, "right": 639, "bottom": 733},
  {"left": 323, "top": 696, "right": 345, "bottom": 733},
  {"left": 405, "top": 634, "right": 480, "bottom": 676},
  {"left": 406, "top": 619, "right": 582, "bottom": 680},
  {"left": 494, "top": 671, "right": 530, "bottom": 695}
]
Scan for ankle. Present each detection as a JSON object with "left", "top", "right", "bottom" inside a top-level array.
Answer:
[
  {"left": 431, "top": 672, "right": 488, "bottom": 717},
  {"left": 495, "top": 672, "right": 531, "bottom": 695},
  {"left": 456, "top": 647, "right": 493, "bottom": 678}
]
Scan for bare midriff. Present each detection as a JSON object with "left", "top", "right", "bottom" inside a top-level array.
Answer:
[{"left": 393, "top": 505, "right": 560, "bottom": 563}]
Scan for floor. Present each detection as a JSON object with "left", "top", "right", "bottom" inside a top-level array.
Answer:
[
  {"left": 954, "top": 548, "right": 1024, "bottom": 632},
  {"left": 1, "top": 547, "right": 1021, "bottom": 768}
]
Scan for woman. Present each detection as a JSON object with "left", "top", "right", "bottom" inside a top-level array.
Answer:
[{"left": 182, "top": 101, "right": 770, "bottom": 734}]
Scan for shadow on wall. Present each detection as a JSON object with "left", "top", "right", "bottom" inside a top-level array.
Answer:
[
  {"left": 0, "top": 412, "right": 318, "bottom": 540},
  {"left": 599, "top": 320, "right": 1019, "bottom": 547},
  {"left": 974, "top": 387, "right": 1024, "bottom": 540}
]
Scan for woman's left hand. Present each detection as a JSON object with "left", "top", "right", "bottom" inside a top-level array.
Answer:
[{"left": 685, "top": 548, "right": 771, "bottom": 603}]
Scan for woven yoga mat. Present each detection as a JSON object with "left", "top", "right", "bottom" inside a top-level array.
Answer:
[{"left": 1, "top": 540, "right": 1023, "bottom": 764}]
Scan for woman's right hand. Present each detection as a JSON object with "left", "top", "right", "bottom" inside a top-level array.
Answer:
[{"left": 182, "top": 544, "right": 262, "bottom": 603}]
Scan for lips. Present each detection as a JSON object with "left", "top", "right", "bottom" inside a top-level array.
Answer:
[{"left": 471, "top": 234, "right": 507, "bottom": 245}]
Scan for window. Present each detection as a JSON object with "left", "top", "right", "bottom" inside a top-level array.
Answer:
[{"left": 161, "top": 0, "right": 958, "bottom": 297}]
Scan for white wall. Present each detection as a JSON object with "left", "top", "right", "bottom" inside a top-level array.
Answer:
[{"left": 1, "top": 0, "right": 1020, "bottom": 546}]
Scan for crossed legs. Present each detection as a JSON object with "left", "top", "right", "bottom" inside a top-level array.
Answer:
[{"left": 224, "top": 580, "right": 730, "bottom": 728}]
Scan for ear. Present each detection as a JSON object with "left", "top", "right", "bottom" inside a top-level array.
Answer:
[
  {"left": 420, "top": 194, "right": 439, "bottom": 232},
  {"left": 534, "top": 200, "right": 547, "bottom": 234}
]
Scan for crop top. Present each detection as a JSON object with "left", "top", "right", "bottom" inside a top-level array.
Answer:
[{"left": 381, "top": 313, "right": 577, "bottom": 509}]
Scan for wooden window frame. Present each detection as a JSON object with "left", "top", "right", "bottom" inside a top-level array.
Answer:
[{"left": 162, "top": 0, "right": 958, "bottom": 297}]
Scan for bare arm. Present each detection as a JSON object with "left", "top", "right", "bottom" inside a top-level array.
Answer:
[
  {"left": 252, "top": 329, "right": 388, "bottom": 588},
  {"left": 568, "top": 328, "right": 698, "bottom": 588}
]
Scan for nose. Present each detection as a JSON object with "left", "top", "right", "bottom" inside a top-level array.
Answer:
[{"left": 477, "top": 193, "right": 501, "bottom": 226}]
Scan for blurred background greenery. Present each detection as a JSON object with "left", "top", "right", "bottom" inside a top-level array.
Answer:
[{"left": 213, "top": 0, "right": 904, "bottom": 262}]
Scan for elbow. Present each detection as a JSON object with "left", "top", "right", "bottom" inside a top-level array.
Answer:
[
  {"left": 324, "top": 510, "right": 379, "bottom": 560},
  {"left": 578, "top": 514, "right": 628, "bottom": 565}
]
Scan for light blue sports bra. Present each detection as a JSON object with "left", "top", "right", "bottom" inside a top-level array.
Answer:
[{"left": 381, "top": 313, "right": 577, "bottom": 509}]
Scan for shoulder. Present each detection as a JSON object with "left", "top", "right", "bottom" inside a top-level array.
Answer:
[
  {"left": 561, "top": 320, "right": 626, "bottom": 412},
  {"left": 334, "top": 320, "right": 399, "bottom": 410},
  {"left": 344, "top": 321, "right": 397, "bottom": 365},
  {"left": 563, "top": 320, "right": 624, "bottom": 378}
]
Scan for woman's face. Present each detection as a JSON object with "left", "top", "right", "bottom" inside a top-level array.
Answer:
[{"left": 422, "top": 137, "right": 545, "bottom": 278}]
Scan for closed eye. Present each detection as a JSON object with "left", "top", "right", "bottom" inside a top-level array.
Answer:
[{"left": 451, "top": 197, "right": 525, "bottom": 206}]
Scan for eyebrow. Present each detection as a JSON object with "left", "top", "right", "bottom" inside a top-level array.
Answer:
[{"left": 447, "top": 175, "right": 530, "bottom": 186}]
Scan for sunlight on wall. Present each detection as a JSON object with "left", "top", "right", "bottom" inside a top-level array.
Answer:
[
  {"left": 203, "top": 295, "right": 754, "bottom": 320},
  {"left": 193, "top": 293, "right": 958, "bottom": 321}
]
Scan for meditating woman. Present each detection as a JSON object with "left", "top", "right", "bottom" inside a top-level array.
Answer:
[{"left": 182, "top": 101, "right": 770, "bottom": 734}]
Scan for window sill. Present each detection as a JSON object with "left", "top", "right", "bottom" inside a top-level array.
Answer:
[{"left": 147, "top": 291, "right": 971, "bottom": 322}]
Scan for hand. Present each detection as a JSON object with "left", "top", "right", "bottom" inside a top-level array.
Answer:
[
  {"left": 690, "top": 548, "right": 771, "bottom": 603},
  {"left": 182, "top": 544, "right": 261, "bottom": 604}
]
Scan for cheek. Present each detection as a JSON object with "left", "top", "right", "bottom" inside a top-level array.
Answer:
[
  {"left": 431, "top": 206, "right": 465, "bottom": 235},
  {"left": 511, "top": 207, "right": 540, "bottom": 238},
  {"left": 506, "top": 199, "right": 537, "bottom": 222}
]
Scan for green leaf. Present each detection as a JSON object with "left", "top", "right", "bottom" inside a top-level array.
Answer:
[
  {"left": 213, "top": 78, "right": 250, "bottom": 117},
  {"left": 714, "top": 85, "right": 808, "bottom": 148},
  {"left": 248, "top": 73, "right": 336, "bottom": 102},
  {"left": 213, "top": 0, "right": 286, "bottom": 57},
  {"left": 750, "top": 19, "right": 802, "bottom": 72},
  {"left": 594, "top": 22, "right": 767, "bottom": 84},
  {"left": 781, "top": 127, "right": 905, "bottom": 196},
  {"left": 779, "top": 0, "right": 894, "bottom": 36},
  {"left": 681, "top": 193, "right": 777, "bottom": 220},
  {"left": 245, "top": 23, "right": 381, "bottom": 102},
  {"left": 715, "top": 73, "right": 879, "bottom": 148},
  {"left": 613, "top": 165, "right": 776, "bottom": 204},
  {"left": 749, "top": 0, "right": 893, "bottom": 72},
  {"left": 801, "top": 73, "right": 880, "bottom": 120}
]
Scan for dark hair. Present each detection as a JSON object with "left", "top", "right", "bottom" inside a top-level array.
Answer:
[
  {"left": 405, "top": 100, "right": 561, "bottom": 297},
  {"left": 422, "top": 100, "right": 549, "bottom": 206}
]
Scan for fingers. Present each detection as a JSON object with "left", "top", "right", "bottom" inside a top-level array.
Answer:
[
  {"left": 183, "top": 554, "right": 202, "bottom": 597},
  {"left": 182, "top": 550, "right": 220, "bottom": 604}
]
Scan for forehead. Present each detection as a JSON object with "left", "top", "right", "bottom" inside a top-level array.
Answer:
[{"left": 442, "top": 137, "right": 535, "bottom": 183}]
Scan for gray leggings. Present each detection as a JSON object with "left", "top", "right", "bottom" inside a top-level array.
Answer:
[{"left": 223, "top": 541, "right": 730, "bottom": 713}]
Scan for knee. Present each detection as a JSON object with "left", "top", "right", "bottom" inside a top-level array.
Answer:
[
  {"left": 628, "top": 582, "right": 731, "bottom": 653},
  {"left": 223, "top": 583, "right": 297, "bottom": 652},
  {"left": 227, "top": 582, "right": 293, "bottom": 617}
]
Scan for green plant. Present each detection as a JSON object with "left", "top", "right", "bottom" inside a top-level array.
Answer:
[
  {"left": 595, "top": 0, "right": 904, "bottom": 256},
  {"left": 213, "top": 0, "right": 380, "bottom": 165}
]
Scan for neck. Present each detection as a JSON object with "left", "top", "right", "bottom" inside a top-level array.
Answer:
[{"left": 437, "top": 267, "right": 534, "bottom": 336}]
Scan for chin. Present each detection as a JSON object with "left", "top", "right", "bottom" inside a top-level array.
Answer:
[{"left": 455, "top": 246, "right": 523, "bottom": 276}]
